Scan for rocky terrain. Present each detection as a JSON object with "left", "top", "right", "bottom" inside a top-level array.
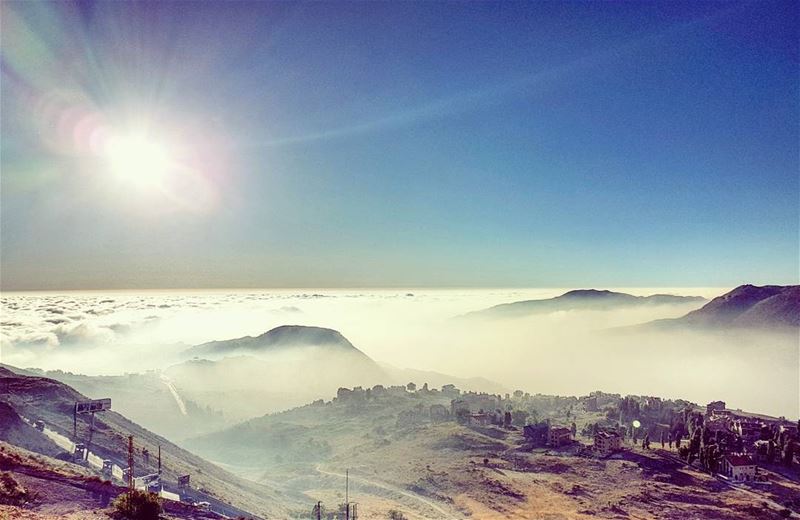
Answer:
[
  {"left": 187, "top": 385, "right": 800, "bottom": 519},
  {"left": 0, "top": 366, "right": 301, "bottom": 518},
  {"left": 0, "top": 442, "right": 227, "bottom": 520}
]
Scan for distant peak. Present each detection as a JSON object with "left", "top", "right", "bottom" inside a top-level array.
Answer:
[{"left": 560, "top": 289, "right": 629, "bottom": 298}]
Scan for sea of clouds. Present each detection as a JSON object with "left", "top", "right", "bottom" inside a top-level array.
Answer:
[{"left": 1, "top": 287, "right": 797, "bottom": 418}]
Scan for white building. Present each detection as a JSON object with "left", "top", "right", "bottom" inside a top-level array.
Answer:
[{"left": 722, "top": 454, "right": 756, "bottom": 482}]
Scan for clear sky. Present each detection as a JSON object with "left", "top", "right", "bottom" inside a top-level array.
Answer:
[{"left": 1, "top": 1, "right": 797, "bottom": 290}]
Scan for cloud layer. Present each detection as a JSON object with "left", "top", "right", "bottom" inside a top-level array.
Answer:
[{"left": 1, "top": 287, "right": 796, "bottom": 418}]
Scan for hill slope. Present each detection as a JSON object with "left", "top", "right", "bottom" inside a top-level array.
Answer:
[
  {"left": 0, "top": 366, "right": 300, "bottom": 518},
  {"left": 186, "top": 385, "right": 800, "bottom": 520},
  {"left": 648, "top": 285, "right": 799, "bottom": 330},
  {"left": 0, "top": 441, "right": 226, "bottom": 520}
]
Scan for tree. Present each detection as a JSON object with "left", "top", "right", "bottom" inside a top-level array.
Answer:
[
  {"left": 111, "top": 490, "right": 161, "bottom": 520},
  {"left": 388, "top": 510, "right": 408, "bottom": 520},
  {"left": 511, "top": 410, "right": 529, "bottom": 428},
  {"left": 406, "top": 382, "right": 416, "bottom": 392}
]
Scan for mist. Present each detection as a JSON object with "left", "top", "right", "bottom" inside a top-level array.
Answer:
[{"left": 1, "top": 287, "right": 796, "bottom": 419}]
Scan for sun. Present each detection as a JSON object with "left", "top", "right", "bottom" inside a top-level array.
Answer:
[{"left": 103, "top": 133, "right": 174, "bottom": 187}]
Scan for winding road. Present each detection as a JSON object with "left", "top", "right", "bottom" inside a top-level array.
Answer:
[{"left": 314, "top": 465, "right": 460, "bottom": 519}]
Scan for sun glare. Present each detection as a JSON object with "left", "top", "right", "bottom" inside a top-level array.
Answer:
[{"left": 104, "top": 133, "right": 173, "bottom": 187}]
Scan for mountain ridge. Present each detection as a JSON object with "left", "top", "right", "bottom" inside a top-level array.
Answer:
[
  {"left": 642, "top": 284, "right": 799, "bottom": 330},
  {"left": 462, "top": 289, "right": 706, "bottom": 319}
]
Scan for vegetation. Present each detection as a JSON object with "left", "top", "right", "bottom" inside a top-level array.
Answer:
[
  {"left": 0, "top": 471, "right": 31, "bottom": 506},
  {"left": 387, "top": 509, "right": 408, "bottom": 520},
  {"left": 111, "top": 490, "right": 162, "bottom": 520}
]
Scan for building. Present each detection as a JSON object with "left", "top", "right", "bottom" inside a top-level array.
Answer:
[
  {"left": 594, "top": 431, "right": 622, "bottom": 456},
  {"left": 548, "top": 426, "right": 572, "bottom": 447},
  {"left": 707, "top": 401, "right": 726, "bottom": 414},
  {"left": 721, "top": 454, "right": 756, "bottom": 482},
  {"left": 582, "top": 396, "right": 598, "bottom": 412},
  {"left": 470, "top": 413, "right": 490, "bottom": 426}
]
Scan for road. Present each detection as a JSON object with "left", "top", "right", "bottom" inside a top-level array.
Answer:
[
  {"left": 314, "top": 465, "right": 460, "bottom": 519},
  {"left": 160, "top": 374, "right": 188, "bottom": 416},
  {"left": 22, "top": 415, "right": 257, "bottom": 519}
]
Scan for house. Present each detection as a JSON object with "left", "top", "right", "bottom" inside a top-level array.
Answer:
[
  {"left": 523, "top": 422, "right": 548, "bottom": 446},
  {"left": 594, "top": 431, "right": 622, "bottom": 456},
  {"left": 548, "top": 426, "right": 572, "bottom": 447},
  {"left": 582, "top": 396, "right": 598, "bottom": 412},
  {"left": 721, "top": 454, "right": 756, "bottom": 482},
  {"left": 470, "top": 413, "right": 490, "bottom": 426}
]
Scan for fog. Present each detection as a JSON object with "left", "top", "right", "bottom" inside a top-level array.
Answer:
[{"left": 1, "top": 288, "right": 797, "bottom": 419}]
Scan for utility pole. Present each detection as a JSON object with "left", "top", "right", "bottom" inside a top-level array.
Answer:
[
  {"left": 86, "top": 411, "right": 96, "bottom": 458},
  {"left": 345, "top": 469, "right": 349, "bottom": 520},
  {"left": 127, "top": 435, "right": 134, "bottom": 517},
  {"left": 127, "top": 436, "right": 134, "bottom": 491}
]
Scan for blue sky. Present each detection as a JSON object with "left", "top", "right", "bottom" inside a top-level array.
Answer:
[{"left": 1, "top": 1, "right": 797, "bottom": 289}]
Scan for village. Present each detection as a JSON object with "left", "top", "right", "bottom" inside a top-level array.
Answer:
[
  {"left": 445, "top": 388, "right": 798, "bottom": 483},
  {"left": 328, "top": 381, "right": 800, "bottom": 518}
]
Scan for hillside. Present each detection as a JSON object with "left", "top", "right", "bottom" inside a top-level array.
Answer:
[
  {"left": 10, "top": 367, "right": 228, "bottom": 443},
  {"left": 647, "top": 285, "right": 800, "bottom": 330},
  {"left": 186, "top": 385, "right": 800, "bottom": 519},
  {"left": 463, "top": 290, "right": 705, "bottom": 319},
  {"left": 0, "top": 366, "right": 302, "bottom": 518},
  {"left": 0, "top": 441, "right": 226, "bottom": 520}
]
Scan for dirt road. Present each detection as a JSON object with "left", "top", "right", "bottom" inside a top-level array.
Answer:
[{"left": 314, "top": 465, "right": 461, "bottom": 519}]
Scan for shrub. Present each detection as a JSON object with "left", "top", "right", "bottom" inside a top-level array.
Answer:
[
  {"left": 0, "top": 472, "right": 30, "bottom": 506},
  {"left": 388, "top": 510, "right": 408, "bottom": 520},
  {"left": 111, "top": 490, "right": 162, "bottom": 520}
]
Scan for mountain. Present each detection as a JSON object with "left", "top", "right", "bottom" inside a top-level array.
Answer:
[
  {"left": 648, "top": 285, "right": 800, "bottom": 330},
  {"left": 0, "top": 366, "right": 300, "bottom": 518},
  {"left": 463, "top": 289, "right": 706, "bottom": 319},
  {"left": 18, "top": 326, "right": 389, "bottom": 438},
  {"left": 183, "top": 325, "right": 368, "bottom": 359}
]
